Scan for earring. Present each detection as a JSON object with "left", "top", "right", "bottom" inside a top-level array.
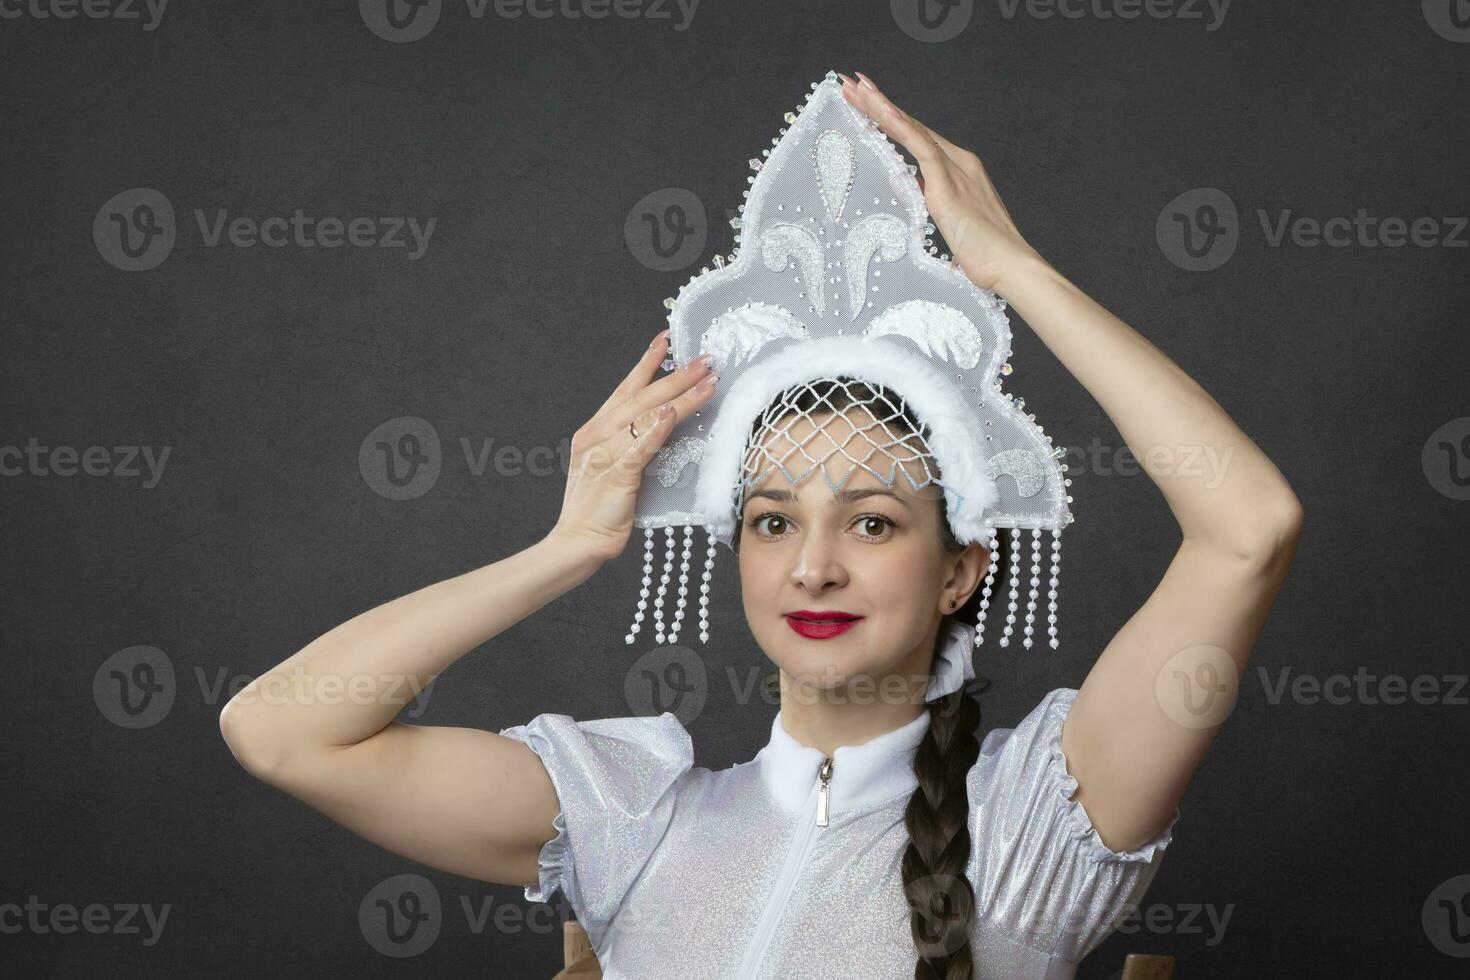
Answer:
[{"left": 948, "top": 599, "right": 957, "bottom": 609}]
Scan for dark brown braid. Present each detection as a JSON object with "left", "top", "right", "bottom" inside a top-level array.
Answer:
[{"left": 732, "top": 376, "right": 1003, "bottom": 979}]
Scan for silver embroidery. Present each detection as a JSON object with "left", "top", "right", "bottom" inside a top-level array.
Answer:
[
  {"left": 863, "top": 300, "right": 983, "bottom": 369},
  {"left": 811, "top": 129, "right": 855, "bottom": 221},
  {"left": 704, "top": 302, "right": 810, "bottom": 371},
  {"left": 988, "top": 448, "right": 1047, "bottom": 498},
  {"left": 652, "top": 436, "right": 706, "bottom": 489},
  {"left": 760, "top": 223, "right": 826, "bottom": 316},
  {"left": 842, "top": 213, "right": 908, "bottom": 319}
]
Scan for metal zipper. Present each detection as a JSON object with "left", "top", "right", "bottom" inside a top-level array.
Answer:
[
  {"left": 815, "top": 756, "right": 834, "bottom": 827},
  {"left": 735, "top": 755, "right": 835, "bottom": 978}
]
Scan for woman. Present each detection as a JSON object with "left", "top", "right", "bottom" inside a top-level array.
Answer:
[{"left": 219, "top": 71, "right": 1302, "bottom": 978}]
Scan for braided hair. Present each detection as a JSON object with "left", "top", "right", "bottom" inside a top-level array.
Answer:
[{"left": 732, "top": 376, "right": 1000, "bottom": 979}]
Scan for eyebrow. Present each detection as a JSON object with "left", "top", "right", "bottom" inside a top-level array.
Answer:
[{"left": 744, "top": 486, "right": 912, "bottom": 508}]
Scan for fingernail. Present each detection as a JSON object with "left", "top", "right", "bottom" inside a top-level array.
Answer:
[
  {"left": 856, "top": 71, "right": 878, "bottom": 91},
  {"left": 697, "top": 373, "right": 719, "bottom": 392},
  {"left": 691, "top": 353, "right": 713, "bottom": 370},
  {"left": 650, "top": 328, "right": 670, "bottom": 347}
]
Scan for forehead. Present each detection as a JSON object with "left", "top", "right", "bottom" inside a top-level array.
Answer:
[{"left": 740, "top": 404, "right": 942, "bottom": 503}]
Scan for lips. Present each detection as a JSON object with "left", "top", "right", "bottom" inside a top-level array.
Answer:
[
  {"left": 786, "top": 610, "right": 862, "bottom": 623},
  {"left": 784, "top": 611, "right": 864, "bottom": 640}
]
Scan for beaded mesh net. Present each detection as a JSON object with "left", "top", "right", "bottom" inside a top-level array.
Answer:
[{"left": 736, "top": 376, "right": 942, "bottom": 517}]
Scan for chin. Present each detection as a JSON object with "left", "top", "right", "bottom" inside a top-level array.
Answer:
[{"left": 771, "top": 640, "right": 881, "bottom": 691}]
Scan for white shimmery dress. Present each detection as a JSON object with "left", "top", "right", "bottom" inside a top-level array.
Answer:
[{"left": 498, "top": 684, "right": 1180, "bottom": 979}]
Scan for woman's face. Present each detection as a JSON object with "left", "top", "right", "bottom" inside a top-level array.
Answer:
[{"left": 736, "top": 406, "right": 989, "bottom": 707}]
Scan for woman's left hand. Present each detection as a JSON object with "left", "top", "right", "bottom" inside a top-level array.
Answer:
[{"left": 839, "top": 71, "right": 1045, "bottom": 294}]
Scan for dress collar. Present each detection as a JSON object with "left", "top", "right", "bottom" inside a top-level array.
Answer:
[{"left": 754, "top": 705, "right": 931, "bottom": 818}]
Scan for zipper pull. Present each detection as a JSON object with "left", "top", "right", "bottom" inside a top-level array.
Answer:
[{"left": 816, "top": 756, "right": 833, "bottom": 827}]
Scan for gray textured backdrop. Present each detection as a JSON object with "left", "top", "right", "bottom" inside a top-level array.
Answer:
[{"left": 3, "top": 0, "right": 1468, "bottom": 977}]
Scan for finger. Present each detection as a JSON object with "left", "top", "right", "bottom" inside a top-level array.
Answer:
[
  {"left": 588, "top": 353, "right": 714, "bottom": 446},
  {"left": 594, "top": 328, "right": 671, "bottom": 418},
  {"left": 841, "top": 78, "right": 952, "bottom": 179},
  {"left": 846, "top": 74, "right": 970, "bottom": 179},
  {"left": 852, "top": 72, "right": 964, "bottom": 155},
  {"left": 612, "top": 366, "right": 719, "bottom": 468},
  {"left": 613, "top": 402, "right": 683, "bottom": 481},
  {"left": 581, "top": 402, "right": 661, "bottom": 475}
]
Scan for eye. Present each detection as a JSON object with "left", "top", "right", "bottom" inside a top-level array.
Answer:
[
  {"left": 749, "top": 512, "right": 790, "bottom": 538},
  {"left": 852, "top": 513, "right": 897, "bottom": 541},
  {"left": 745, "top": 511, "right": 898, "bottom": 542}
]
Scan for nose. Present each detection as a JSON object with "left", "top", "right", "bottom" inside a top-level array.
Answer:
[{"left": 789, "top": 526, "right": 849, "bottom": 595}]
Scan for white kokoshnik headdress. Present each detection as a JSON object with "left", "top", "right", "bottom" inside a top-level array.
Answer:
[{"left": 624, "top": 72, "right": 1074, "bottom": 682}]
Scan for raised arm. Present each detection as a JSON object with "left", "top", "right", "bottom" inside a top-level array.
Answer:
[
  {"left": 841, "top": 72, "right": 1302, "bottom": 853},
  {"left": 219, "top": 331, "right": 718, "bottom": 884}
]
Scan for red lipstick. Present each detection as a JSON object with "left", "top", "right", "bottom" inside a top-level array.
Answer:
[{"left": 784, "top": 610, "right": 864, "bottom": 640}]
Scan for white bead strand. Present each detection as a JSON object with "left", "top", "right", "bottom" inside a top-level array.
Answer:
[
  {"left": 699, "top": 527, "right": 717, "bottom": 643},
  {"left": 666, "top": 524, "right": 694, "bottom": 643},
  {"left": 974, "top": 528, "right": 999, "bottom": 648},
  {"left": 1023, "top": 528, "right": 1042, "bottom": 649},
  {"left": 1048, "top": 529, "right": 1062, "bottom": 649},
  {"left": 652, "top": 526, "right": 676, "bottom": 644},
  {"left": 626, "top": 526, "right": 656, "bottom": 645},
  {"left": 999, "top": 527, "right": 1022, "bottom": 647}
]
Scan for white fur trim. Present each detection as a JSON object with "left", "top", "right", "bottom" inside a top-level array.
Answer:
[{"left": 694, "top": 335, "right": 999, "bottom": 546}]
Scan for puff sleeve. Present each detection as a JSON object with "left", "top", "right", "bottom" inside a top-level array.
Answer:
[
  {"left": 967, "top": 687, "right": 1181, "bottom": 963},
  {"left": 496, "top": 711, "right": 693, "bottom": 948}
]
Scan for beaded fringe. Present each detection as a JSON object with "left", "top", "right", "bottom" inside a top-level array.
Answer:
[
  {"left": 625, "top": 525, "right": 719, "bottom": 645},
  {"left": 626, "top": 524, "right": 1063, "bottom": 651}
]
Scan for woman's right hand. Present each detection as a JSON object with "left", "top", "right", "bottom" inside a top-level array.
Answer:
[{"left": 550, "top": 329, "right": 718, "bottom": 564}]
